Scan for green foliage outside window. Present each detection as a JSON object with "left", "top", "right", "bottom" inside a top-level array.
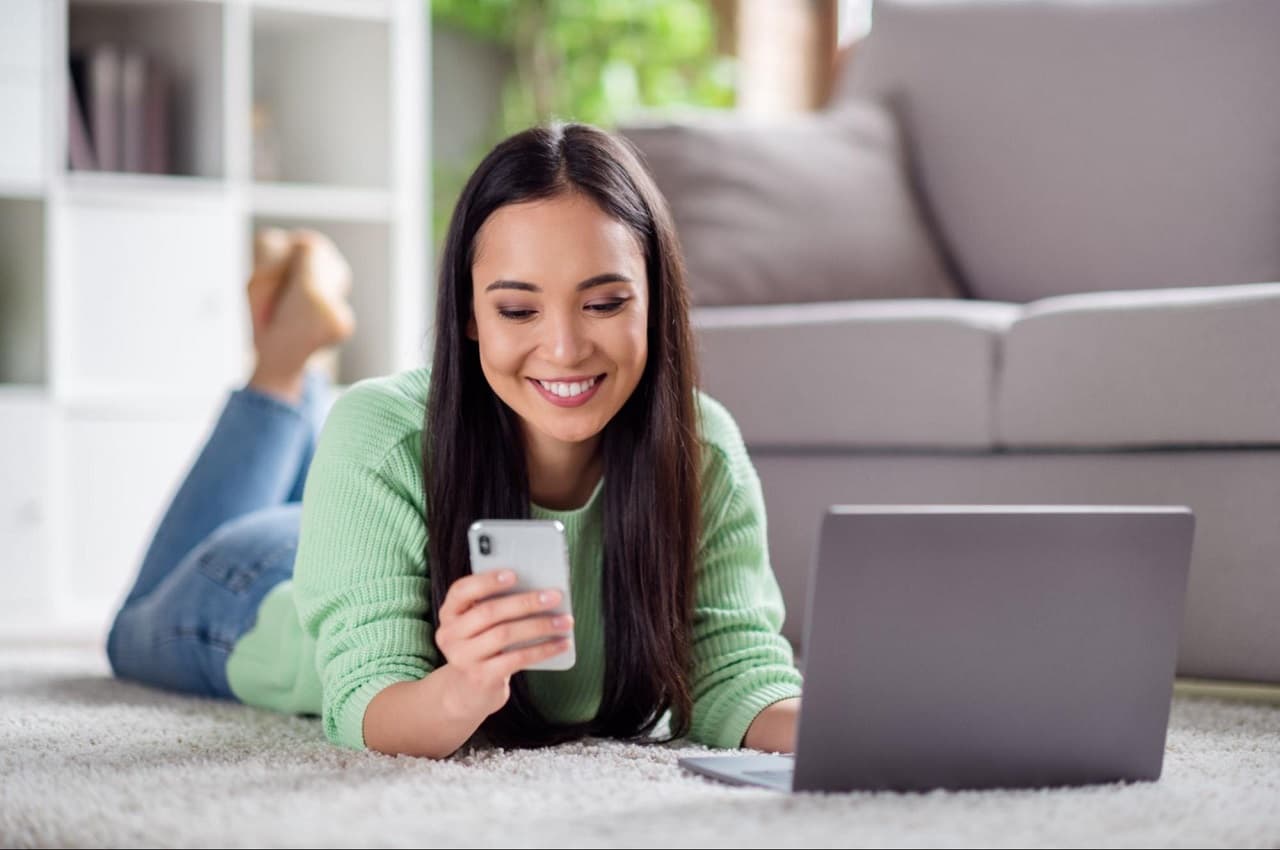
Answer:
[{"left": 431, "top": 0, "right": 735, "bottom": 248}]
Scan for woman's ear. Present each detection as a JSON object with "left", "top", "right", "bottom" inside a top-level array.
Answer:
[{"left": 466, "top": 314, "right": 478, "bottom": 341}]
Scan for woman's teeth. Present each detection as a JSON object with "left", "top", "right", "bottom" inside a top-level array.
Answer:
[{"left": 537, "top": 376, "right": 600, "bottom": 398}]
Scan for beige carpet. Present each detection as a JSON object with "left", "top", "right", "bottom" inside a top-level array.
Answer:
[{"left": 2, "top": 646, "right": 1279, "bottom": 848}]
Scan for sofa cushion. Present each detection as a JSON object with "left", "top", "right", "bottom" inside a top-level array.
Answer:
[
  {"left": 620, "top": 100, "right": 962, "bottom": 308},
  {"left": 693, "top": 299, "right": 1019, "bottom": 448},
  {"left": 998, "top": 282, "right": 1280, "bottom": 447},
  {"left": 840, "top": 0, "right": 1280, "bottom": 303}
]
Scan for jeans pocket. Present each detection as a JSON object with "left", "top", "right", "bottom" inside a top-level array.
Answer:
[{"left": 196, "top": 540, "right": 296, "bottom": 595}]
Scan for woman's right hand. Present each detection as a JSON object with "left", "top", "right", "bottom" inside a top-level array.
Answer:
[{"left": 433, "top": 569, "right": 575, "bottom": 720}]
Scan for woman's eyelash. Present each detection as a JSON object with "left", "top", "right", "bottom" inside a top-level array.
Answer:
[
  {"left": 587, "top": 300, "right": 627, "bottom": 313},
  {"left": 497, "top": 300, "right": 627, "bottom": 320}
]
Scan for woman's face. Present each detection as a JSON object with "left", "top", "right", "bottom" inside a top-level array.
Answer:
[{"left": 467, "top": 192, "right": 649, "bottom": 448}]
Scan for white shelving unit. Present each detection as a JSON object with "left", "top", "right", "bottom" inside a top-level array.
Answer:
[{"left": 0, "top": 0, "right": 430, "bottom": 645}]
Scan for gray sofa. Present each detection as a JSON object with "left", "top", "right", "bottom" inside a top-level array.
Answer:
[{"left": 622, "top": 0, "right": 1280, "bottom": 684}]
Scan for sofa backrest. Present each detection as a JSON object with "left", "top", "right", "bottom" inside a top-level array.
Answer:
[{"left": 839, "top": 0, "right": 1280, "bottom": 303}]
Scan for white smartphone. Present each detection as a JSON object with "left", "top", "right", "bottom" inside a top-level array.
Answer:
[{"left": 467, "top": 519, "right": 576, "bottom": 671}]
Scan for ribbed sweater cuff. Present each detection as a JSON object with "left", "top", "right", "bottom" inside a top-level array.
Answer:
[
  {"left": 332, "top": 673, "right": 419, "bottom": 751},
  {"left": 714, "top": 678, "right": 804, "bottom": 751}
]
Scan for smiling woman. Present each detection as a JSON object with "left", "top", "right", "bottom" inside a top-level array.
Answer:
[
  {"left": 104, "top": 122, "right": 803, "bottom": 761},
  {"left": 466, "top": 192, "right": 650, "bottom": 509},
  {"left": 419, "top": 123, "right": 720, "bottom": 751}
]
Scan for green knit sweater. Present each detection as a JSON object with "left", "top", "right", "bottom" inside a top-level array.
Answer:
[{"left": 224, "top": 367, "right": 803, "bottom": 751}]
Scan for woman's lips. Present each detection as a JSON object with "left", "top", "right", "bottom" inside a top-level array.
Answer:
[{"left": 528, "top": 374, "right": 605, "bottom": 408}]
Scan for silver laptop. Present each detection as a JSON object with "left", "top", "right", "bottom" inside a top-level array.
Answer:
[{"left": 679, "top": 505, "right": 1195, "bottom": 793}]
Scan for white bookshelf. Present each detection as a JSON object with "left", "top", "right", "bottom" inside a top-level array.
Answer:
[{"left": 0, "top": 0, "right": 430, "bottom": 646}]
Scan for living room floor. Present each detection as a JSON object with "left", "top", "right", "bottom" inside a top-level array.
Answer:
[{"left": 2, "top": 645, "right": 1278, "bottom": 848}]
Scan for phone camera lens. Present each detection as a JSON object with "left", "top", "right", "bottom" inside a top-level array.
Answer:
[{"left": 478, "top": 535, "right": 491, "bottom": 556}]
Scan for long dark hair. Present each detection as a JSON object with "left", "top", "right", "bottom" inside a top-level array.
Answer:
[{"left": 424, "top": 123, "right": 701, "bottom": 748}]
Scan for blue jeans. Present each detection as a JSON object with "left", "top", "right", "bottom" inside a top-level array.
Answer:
[{"left": 105, "top": 371, "right": 331, "bottom": 700}]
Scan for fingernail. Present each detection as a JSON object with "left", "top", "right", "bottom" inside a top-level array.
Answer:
[
  {"left": 539, "top": 591, "right": 559, "bottom": 605},
  {"left": 497, "top": 571, "right": 514, "bottom": 584},
  {"left": 552, "top": 615, "right": 572, "bottom": 629}
]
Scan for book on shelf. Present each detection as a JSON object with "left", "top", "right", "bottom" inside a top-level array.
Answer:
[
  {"left": 68, "top": 43, "right": 172, "bottom": 175},
  {"left": 66, "top": 64, "right": 97, "bottom": 171},
  {"left": 120, "top": 48, "right": 146, "bottom": 173},
  {"left": 143, "top": 57, "right": 171, "bottom": 175},
  {"left": 88, "top": 43, "right": 120, "bottom": 171}
]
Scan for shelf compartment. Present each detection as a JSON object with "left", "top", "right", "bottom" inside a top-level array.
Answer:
[
  {"left": 248, "top": 216, "right": 391, "bottom": 386},
  {"left": 0, "top": 392, "right": 55, "bottom": 620},
  {"left": 0, "top": 198, "right": 47, "bottom": 385},
  {"left": 61, "top": 405, "right": 223, "bottom": 613},
  {"left": 68, "top": 0, "right": 225, "bottom": 178},
  {"left": 56, "top": 195, "right": 246, "bottom": 398},
  {"left": 251, "top": 6, "right": 390, "bottom": 188}
]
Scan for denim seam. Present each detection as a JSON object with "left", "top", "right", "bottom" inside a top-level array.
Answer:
[{"left": 159, "top": 627, "right": 238, "bottom": 653}]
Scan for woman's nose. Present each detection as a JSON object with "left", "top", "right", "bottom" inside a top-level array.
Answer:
[{"left": 545, "top": 311, "right": 591, "bottom": 364}]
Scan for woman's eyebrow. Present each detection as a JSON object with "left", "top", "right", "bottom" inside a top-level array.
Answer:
[{"left": 484, "top": 272, "right": 633, "bottom": 294}]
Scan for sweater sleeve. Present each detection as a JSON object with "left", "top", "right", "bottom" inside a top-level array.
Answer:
[
  {"left": 686, "top": 413, "right": 804, "bottom": 750},
  {"left": 291, "top": 383, "right": 437, "bottom": 751}
]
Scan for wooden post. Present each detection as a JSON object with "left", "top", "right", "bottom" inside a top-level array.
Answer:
[{"left": 733, "top": 0, "right": 839, "bottom": 114}]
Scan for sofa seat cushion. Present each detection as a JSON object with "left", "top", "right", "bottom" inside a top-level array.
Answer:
[
  {"left": 998, "top": 282, "right": 1280, "bottom": 447},
  {"left": 694, "top": 299, "right": 1019, "bottom": 449}
]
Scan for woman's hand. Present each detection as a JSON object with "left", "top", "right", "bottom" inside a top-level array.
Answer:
[{"left": 434, "top": 569, "right": 575, "bottom": 720}]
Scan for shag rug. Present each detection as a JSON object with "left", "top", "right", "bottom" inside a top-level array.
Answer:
[{"left": 2, "top": 646, "right": 1278, "bottom": 849}]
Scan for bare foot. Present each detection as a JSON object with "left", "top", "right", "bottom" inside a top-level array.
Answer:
[
  {"left": 248, "top": 229, "right": 357, "bottom": 404},
  {"left": 246, "top": 227, "right": 292, "bottom": 335}
]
